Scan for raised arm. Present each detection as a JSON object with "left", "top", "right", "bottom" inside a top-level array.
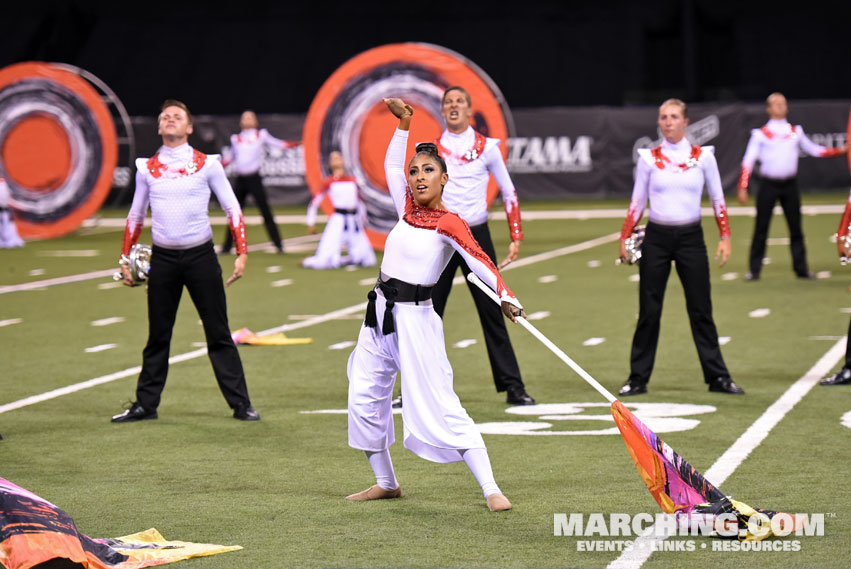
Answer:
[{"left": 383, "top": 98, "right": 414, "bottom": 217}]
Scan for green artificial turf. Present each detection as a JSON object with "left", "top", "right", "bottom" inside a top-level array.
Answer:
[{"left": 2, "top": 197, "right": 850, "bottom": 568}]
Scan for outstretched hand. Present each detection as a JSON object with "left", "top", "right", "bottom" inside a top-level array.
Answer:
[{"left": 383, "top": 98, "right": 413, "bottom": 119}]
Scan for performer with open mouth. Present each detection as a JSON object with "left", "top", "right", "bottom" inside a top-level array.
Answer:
[{"left": 345, "top": 97, "right": 523, "bottom": 512}]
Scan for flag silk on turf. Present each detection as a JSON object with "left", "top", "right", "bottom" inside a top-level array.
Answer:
[
  {"left": 610, "top": 401, "right": 806, "bottom": 541},
  {"left": 0, "top": 477, "right": 242, "bottom": 569}
]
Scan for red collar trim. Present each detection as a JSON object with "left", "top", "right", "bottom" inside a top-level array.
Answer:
[
  {"left": 435, "top": 130, "right": 487, "bottom": 163},
  {"left": 760, "top": 124, "right": 796, "bottom": 139},
  {"left": 402, "top": 191, "right": 448, "bottom": 229},
  {"left": 147, "top": 149, "right": 207, "bottom": 178},
  {"left": 651, "top": 144, "right": 702, "bottom": 170}
]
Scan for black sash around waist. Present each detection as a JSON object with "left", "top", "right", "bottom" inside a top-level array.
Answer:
[
  {"left": 335, "top": 208, "right": 357, "bottom": 215},
  {"left": 364, "top": 273, "right": 435, "bottom": 334}
]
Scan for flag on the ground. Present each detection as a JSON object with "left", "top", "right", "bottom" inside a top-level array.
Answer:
[
  {"left": 0, "top": 477, "right": 242, "bottom": 569},
  {"left": 610, "top": 401, "right": 806, "bottom": 541},
  {"left": 231, "top": 327, "right": 313, "bottom": 346}
]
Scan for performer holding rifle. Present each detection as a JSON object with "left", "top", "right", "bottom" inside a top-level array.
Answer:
[
  {"left": 345, "top": 97, "right": 522, "bottom": 511},
  {"left": 618, "top": 99, "right": 743, "bottom": 397},
  {"left": 112, "top": 100, "right": 259, "bottom": 423}
]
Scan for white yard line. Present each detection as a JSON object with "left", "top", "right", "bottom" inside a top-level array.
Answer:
[
  {"left": 607, "top": 337, "right": 846, "bottom": 569},
  {"left": 0, "top": 231, "right": 615, "bottom": 414}
]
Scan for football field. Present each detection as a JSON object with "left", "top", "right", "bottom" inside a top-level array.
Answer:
[{"left": 2, "top": 198, "right": 850, "bottom": 569}]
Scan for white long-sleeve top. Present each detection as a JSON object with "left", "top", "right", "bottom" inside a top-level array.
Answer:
[
  {"left": 229, "top": 128, "right": 291, "bottom": 175},
  {"left": 0, "top": 177, "right": 9, "bottom": 208},
  {"left": 740, "top": 118, "right": 837, "bottom": 182},
  {"left": 306, "top": 175, "right": 363, "bottom": 227},
  {"left": 383, "top": 128, "right": 520, "bottom": 307},
  {"left": 123, "top": 143, "right": 246, "bottom": 254},
  {"left": 621, "top": 138, "right": 730, "bottom": 239},
  {"left": 437, "top": 126, "right": 523, "bottom": 241}
]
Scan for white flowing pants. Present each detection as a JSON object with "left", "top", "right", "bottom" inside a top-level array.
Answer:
[
  {"left": 303, "top": 212, "right": 376, "bottom": 269},
  {"left": 347, "top": 290, "right": 486, "bottom": 463}
]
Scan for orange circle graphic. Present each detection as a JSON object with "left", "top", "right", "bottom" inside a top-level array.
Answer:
[
  {"left": 2, "top": 115, "right": 72, "bottom": 191},
  {"left": 0, "top": 62, "right": 117, "bottom": 240},
  {"left": 303, "top": 43, "right": 513, "bottom": 249}
]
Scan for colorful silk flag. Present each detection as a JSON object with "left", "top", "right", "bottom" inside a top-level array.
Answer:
[
  {"left": 0, "top": 477, "right": 242, "bottom": 569},
  {"left": 610, "top": 401, "right": 806, "bottom": 541},
  {"left": 231, "top": 327, "right": 314, "bottom": 346}
]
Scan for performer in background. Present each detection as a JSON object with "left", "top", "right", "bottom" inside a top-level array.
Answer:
[
  {"left": 220, "top": 110, "right": 296, "bottom": 254},
  {"left": 820, "top": 192, "right": 851, "bottom": 386},
  {"left": 346, "top": 98, "right": 520, "bottom": 512},
  {"left": 737, "top": 92, "right": 848, "bottom": 280},
  {"left": 618, "top": 99, "right": 743, "bottom": 397},
  {"left": 302, "top": 151, "right": 376, "bottom": 269},
  {"left": 0, "top": 176, "right": 24, "bottom": 248},
  {"left": 395, "top": 86, "right": 533, "bottom": 408},
  {"left": 112, "top": 100, "right": 259, "bottom": 423}
]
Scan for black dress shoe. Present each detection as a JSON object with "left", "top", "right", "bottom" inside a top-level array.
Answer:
[
  {"left": 708, "top": 377, "right": 745, "bottom": 394},
  {"left": 111, "top": 402, "right": 157, "bottom": 423},
  {"left": 506, "top": 387, "right": 536, "bottom": 405},
  {"left": 796, "top": 271, "right": 816, "bottom": 279},
  {"left": 618, "top": 379, "right": 647, "bottom": 396},
  {"left": 820, "top": 367, "right": 851, "bottom": 386},
  {"left": 391, "top": 394, "right": 403, "bottom": 409},
  {"left": 233, "top": 404, "right": 260, "bottom": 421},
  {"left": 744, "top": 272, "right": 759, "bottom": 281}
]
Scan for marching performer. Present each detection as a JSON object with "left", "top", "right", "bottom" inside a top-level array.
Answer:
[
  {"left": 396, "top": 85, "right": 533, "bottom": 408},
  {"left": 112, "top": 100, "right": 259, "bottom": 423},
  {"left": 345, "top": 98, "right": 522, "bottom": 512},
  {"left": 0, "top": 177, "right": 24, "bottom": 248},
  {"left": 302, "top": 151, "right": 376, "bottom": 269},
  {"left": 737, "top": 92, "right": 848, "bottom": 280},
  {"left": 220, "top": 110, "right": 296, "bottom": 254},
  {"left": 820, "top": 193, "right": 851, "bottom": 386},
  {"left": 618, "top": 99, "right": 744, "bottom": 397}
]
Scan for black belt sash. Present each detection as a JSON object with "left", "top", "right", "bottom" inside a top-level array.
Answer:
[
  {"left": 335, "top": 208, "right": 357, "bottom": 215},
  {"left": 365, "top": 275, "right": 434, "bottom": 334}
]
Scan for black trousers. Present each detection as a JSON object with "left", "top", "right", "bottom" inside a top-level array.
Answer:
[
  {"left": 136, "top": 241, "right": 251, "bottom": 410},
  {"left": 748, "top": 176, "right": 809, "bottom": 277},
  {"left": 430, "top": 222, "right": 525, "bottom": 393},
  {"left": 628, "top": 222, "right": 730, "bottom": 384},
  {"left": 222, "top": 173, "right": 283, "bottom": 252}
]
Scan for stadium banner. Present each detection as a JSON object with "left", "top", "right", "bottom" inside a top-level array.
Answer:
[{"left": 124, "top": 100, "right": 850, "bottom": 206}]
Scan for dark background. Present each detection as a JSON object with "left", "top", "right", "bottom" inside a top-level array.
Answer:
[{"left": 2, "top": 0, "right": 849, "bottom": 116}]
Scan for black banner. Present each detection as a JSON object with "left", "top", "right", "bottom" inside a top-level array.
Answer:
[{"left": 120, "top": 101, "right": 850, "bottom": 206}]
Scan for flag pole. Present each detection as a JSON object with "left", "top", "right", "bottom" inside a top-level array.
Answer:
[{"left": 466, "top": 273, "right": 617, "bottom": 403}]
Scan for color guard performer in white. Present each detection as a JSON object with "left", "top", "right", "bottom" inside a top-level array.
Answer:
[
  {"left": 737, "top": 92, "right": 847, "bottom": 280},
  {"left": 408, "top": 86, "right": 533, "bottom": 407},
  {"left": 220, "top": 110, "right": 296, "bottom": 254},
  {"left": 0, "top": 177, "right": 24, "bottom": 248},
  {"left": 302, "top": 151, "right": 376, "bottom": 269},
  {"left": 346, "top": 98, "right": 522, "bottom": 512},
  {"left": 820, "top": 192, "right": 851, "bottom": 386},
  {"left": 618, "top": 99, "right": 744, "bottom": 397},
  {"left": 112, "top": 100, "right": 259, "bottom": 423}
]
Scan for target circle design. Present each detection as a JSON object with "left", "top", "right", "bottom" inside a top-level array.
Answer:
[
  {"left": 303, "top": 43, "right": 514, "bottom": 249},
  {"left": 0, "top": 62, "right": 117, "bottom": 239}
]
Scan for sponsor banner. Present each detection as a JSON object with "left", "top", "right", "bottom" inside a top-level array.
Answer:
[{"left": 122, "top": 100, "right": 850, "bottom": 206}]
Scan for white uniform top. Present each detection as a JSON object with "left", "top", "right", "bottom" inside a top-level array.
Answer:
[
  {"left": 741, "top": 118, "right": 831, "bottom": 180},
  {"left": 438, "top": 127, "right": 522, "bottom": 238},
  {"left": 624, "top": 138, "right": 729, "bottom": 236},
  {"left": 382, "top": 128, "right": 519, "bottom": 307},
  {"left": 128, "top": 143, "right": 243, "bottom": 250},
  {"left": 306, "top": 175, "right": 362, "bottom": 227},
  {"left": 229, "top": 128, "right": 289, "bottom": 175},
  {"left": 0, "top": 177, "right": 10, "bottom": 208}
]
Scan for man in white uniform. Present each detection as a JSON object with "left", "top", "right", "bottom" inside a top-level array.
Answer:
[{"left": 737, "top": 92, "right": 847, "bottom": 280}]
